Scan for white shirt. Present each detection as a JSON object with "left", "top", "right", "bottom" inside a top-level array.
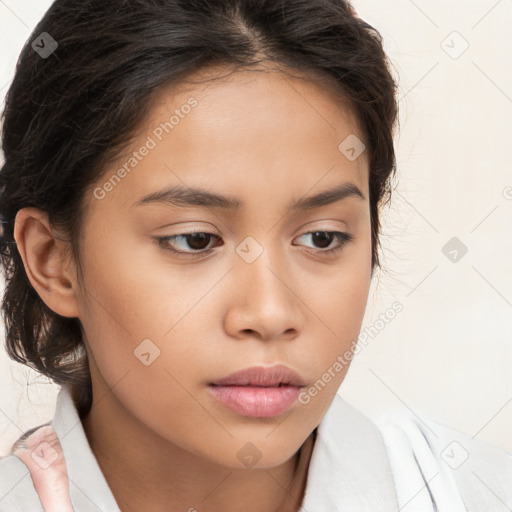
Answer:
[{"left": 0, "top": 384, "right": 511, "bottom": 511}]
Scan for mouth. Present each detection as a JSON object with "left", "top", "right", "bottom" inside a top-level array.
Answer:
[{"left": 208, "top": 365, "right": 307, "bottom": 418}]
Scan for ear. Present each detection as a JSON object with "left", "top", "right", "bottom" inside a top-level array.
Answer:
[{"left": 14, "top": 207, "right": 80, "bottom": 318}]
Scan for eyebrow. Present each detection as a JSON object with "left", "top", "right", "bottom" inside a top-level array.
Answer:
[{"left": 132, "top": 181, "right": 365, "bottom": 211}]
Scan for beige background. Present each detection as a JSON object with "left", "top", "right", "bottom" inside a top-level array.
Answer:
[{"left": 1, "top": 0, "right": 511, "bottom": 456}]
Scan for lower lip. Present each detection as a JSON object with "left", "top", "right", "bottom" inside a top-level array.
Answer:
[{"left": 208, "top": 385, "right": 301, "bottom": 418}]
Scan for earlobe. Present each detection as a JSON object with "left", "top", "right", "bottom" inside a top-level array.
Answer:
[{"left": 14, "top": 207, "right": 80, "bottom": 318}]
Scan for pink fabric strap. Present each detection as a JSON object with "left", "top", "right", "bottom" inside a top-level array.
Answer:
[{"left": 12, "top": 424, "right": 74, "bottom": 512}]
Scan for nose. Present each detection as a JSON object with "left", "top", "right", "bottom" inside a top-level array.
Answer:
[{"left": 223, "top": 249, "right": 305, "bottom": 342}]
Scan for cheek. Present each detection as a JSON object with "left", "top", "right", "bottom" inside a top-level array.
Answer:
[
  {"left": 74, "top": 229, "right": 162, "bottom": 377},
  {"left": 302, "top": 233, "right": 372, "bottom": 381},
  {"left": 295, "top": 276, "right": 371, "bottom": 415},
  {"left": 75, "top": 225, "right": 222, "bottom": 386},
  {"left": 77, "top": 223, "right": 179, "bottom": 331},
  {"left": 307, "top": 229, "right": 372, "bottom": 330}
]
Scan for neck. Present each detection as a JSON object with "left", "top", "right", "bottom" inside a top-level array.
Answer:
[{"left": 81, "top": 384, "right": 316, "bottom": 512}]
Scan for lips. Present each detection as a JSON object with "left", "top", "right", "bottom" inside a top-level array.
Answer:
[
  {"left": 208, "top": 365, "right": 307, "bottom": 418},
  {"left": 209, "top": 364, "right": 307, "bottom": 388}
]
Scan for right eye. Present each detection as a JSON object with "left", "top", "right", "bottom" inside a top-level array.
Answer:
[{"left": 153, "top": 232, "right": 223, "bottom": 258}]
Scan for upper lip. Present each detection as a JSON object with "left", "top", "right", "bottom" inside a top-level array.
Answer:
[{"left": 210, "top": 365, "right": 307, "bottom": 387}]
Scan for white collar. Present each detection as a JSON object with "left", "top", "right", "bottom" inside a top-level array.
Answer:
[
  {"left": 52, "top": 385, "right": 399, "bottom": 511},
  {"left": 52, "top": 385, "right": 121, "bottom": 512},
  {"left": 300, "top": 393, "right": 399, "bottom": 511}
]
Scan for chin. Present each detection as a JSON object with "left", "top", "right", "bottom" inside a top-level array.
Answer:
[{"left": 198, "top": 432, "right": 310, "bottom": 470}]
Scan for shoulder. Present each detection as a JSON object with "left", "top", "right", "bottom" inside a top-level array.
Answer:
[
  {"left": 316, "top": 395, "right": 512, "bottom": 511},
  {"left": 372, "top": 406, "right": 512, "bottom": 511}
]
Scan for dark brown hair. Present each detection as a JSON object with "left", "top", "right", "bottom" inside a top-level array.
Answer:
[{"left": 0, "top": 0, "right": 398, "bottom": 418}]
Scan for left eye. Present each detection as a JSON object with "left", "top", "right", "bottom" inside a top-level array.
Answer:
[{"left": 293, "top": 231, "right": 353, "bottom": 254}]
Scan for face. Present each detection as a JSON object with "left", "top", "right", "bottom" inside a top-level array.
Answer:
[{"left": 74, "top": 65, "right": 372, "bottom": 469}]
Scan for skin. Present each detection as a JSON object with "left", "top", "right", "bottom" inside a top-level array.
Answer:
[{"left": 14, "top": 64, "right": 372, "bottom": 512}]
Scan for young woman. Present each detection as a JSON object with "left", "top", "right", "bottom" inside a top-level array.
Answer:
[{"left": 0, "top": 1, "right": 510, "bottom": 511}]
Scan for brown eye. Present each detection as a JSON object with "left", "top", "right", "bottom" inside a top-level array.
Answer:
[
  {"left": 293, "top": 231, "right": 353, "bottom": 255},
  {"left": 310, "top": 231, "right": 334, "bottom": 249},
  {"left": 184, "top": 233, "right": 214, "bottom": 250},
  {"left": 154, "top": 232, "right": 223, "bottom": 256}
]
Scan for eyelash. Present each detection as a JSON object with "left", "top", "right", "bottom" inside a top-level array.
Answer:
[{"left": 153, "top": 230, "right": 353, "bottom": 260}]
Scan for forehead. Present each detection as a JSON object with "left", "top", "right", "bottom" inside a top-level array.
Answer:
[
  {"left": 153, "top": 63, "right": 365, "bottom": 148},
  {"left": 86, "top": 64, "right": 369, "bottom": 215}
]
